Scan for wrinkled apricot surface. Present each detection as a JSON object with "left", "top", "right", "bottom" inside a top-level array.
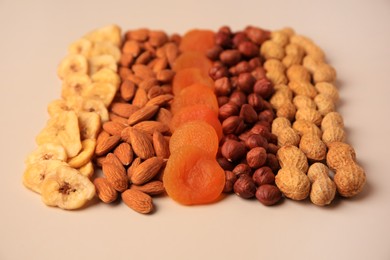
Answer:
[
  {"left": 170, "top": 104, "right": 222, "bottom": 141},
  {"left": 169, "top": 120, "right": 219, "bottom": 157},
  {"left": 179, "top": 29, "right": 216, "bottom": 55},
  {"left": 172, "top": 51, "right": 212, "bottom": 75},
  {"left": 163, "top": 145, "right": 225, "bottom": 205},
  {"left": 172, "top": 68, "right": 214, "bottom": 96},
  {"left": 170, "top": 83, "right": 219, "bottom": 115}
]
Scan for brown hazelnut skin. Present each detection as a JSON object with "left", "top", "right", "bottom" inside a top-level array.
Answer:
[
  {"left": 217, "top": 96, "right": 230, "bottom": 107},
  {"left": 223, "top": 171, "right": 237, "bottom": 193},
  {"left": 267, "top": 143, "right": 279, "bottom": 154},
  {"left": 232, "top": 163, "right": 252, "bottom": 176},
  {"left": 235, "top": 61, "right": 252, "bottom": 74},
  {"left": 232, "top": 32, "right": 249, "bottom": 47},
  {"left": 250, "top": 124, "right": 272, "bottom": 140},
  {"left": 238, "top": 41, "right": 259, "bottom": 58},
  {"left": 222, "top": 116, "right": 246, "bottom": 135},
  {"left": 252, "top": 166, "right": 275, "bottom": 186},
  {"left": 237, "top": 73, "right": 256, "bottom": 93},
  {"left": 220, "top": 49, "right": 241, "bottom": 65},
  {"left": 234, "top": 174, "right": 256, "bottom": 199},
  {"left": 221, "top": 139, "right": 247, "bottom": 162},
  {"left": 266, "top": 153, "right": 280, "bottom": 172},
  {"left": 229, "top": 91, "right": 247, "bottom": 107},
  {"left": 249, "top": 58, "right": 263, "bottom": 70},
  {"left": 246, "top": 147, "right": 267, "bottom": 168},
  {"left": 214, "top": 77, "right": 232, "bottom": 96},
  {"left": 219, "top": 102, "right": 239, "bottom": 120},
  {"left": 217, "top": 157, "right": 235, "bottom": 171},
  {"left": 247, "top": 93, "right": 264, "bottom": 111},
  {"left": 209, "top": 65, "right": 229, "bottom": 80},
  {"left": 245, "top": 134, "right": 269, "bottom": 150},
  {"left": 215, "top": 31, "right": 232, "bottom": 48},
  {"left": 255, "top": 184, "right": 282, "bottom": 206},
  {"left": 206, "top": 45, "right": 223, "bottom": 60},
  {"left": 240, "top": 104, "right": 258, "bottom": 124},
  {"left": 253, "top": 78, "right": 274, "bottom": 99},
  {"left": 258, "top": 109, "right": 275, "bottom": 123}
]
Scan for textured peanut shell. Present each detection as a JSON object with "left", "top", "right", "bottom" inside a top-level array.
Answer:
[
  {"left": 290, "top": 35, "right": 325, "bottom": 61},
  {"left": 272, "top": 117, "right": 292, "bottom": 136},
  {"left": 260, "top": 40, "right": 286, "bottom": 60},
  {"left": 310, "top": 177, "right": 336, "bottom": 206},
  {"left": 276, "top": 102, "right": 296, "bottom": 121},
  {"left": 315, "top": 82, "right": 339, "bottom": 103},
  {"left": 295, "top": 108, "right": 322, "bottom": 126},
  {"left": 326, "top": 142, "right": 356, "bottom": 171},
  {"left": 293, "top": 95, "right": 317, "bottom": 110},
  {"left": 270, "top": 87, "right": 293, "bottom": 109},
  {"left": 275, "top": 167, "right": 310, "bottom": 200},
  {"left": 277, "top": 145, "right": 308, "bottom": 173},
  {"left": 277, "top": 127, "right": 300, "bottom": 147},
  {"left": 307, "top": 162, "right": 329, "bottom": 182},
  {"left": 286, "top": 64, "right": 311, "bottom": 82},
  {"left": 299, "top": 133, "right": 327, "bottom": 161},
  {"left": 314, "top": 94, "right": 335, "bottom": 116},
  {"left": 270, "top": 30, "right": 290, "bottom": 47},
  {"left": 313, "top": 63, "right": 337, "bottom": 83},
  {"left": 282, "top": 43, "right": 305, "bottom": 68},
  {"left": 264, "top": 59, "right": 288, "bottom": 85},
  {"left": 321, "top": 112, "right": 344, "bottom": 131},
  {"left": 322, "top": 126, "right": 346, "bottom": 145},
  {"left": 334, "top": 163, "right": 366, "bottom": 197},
  {"left": 288, "top": 81, "right": 317, "bottom": 99},
  {"left": 292, "top": 120, "right": 322, "bottom": 138}
]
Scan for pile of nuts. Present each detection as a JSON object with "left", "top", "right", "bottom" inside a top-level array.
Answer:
[
  {"left": 207, "top": 26, "right": 283, "bottom": 206},
  {"left": 93, "top": 28, "right": 180, "bottom": 213}
]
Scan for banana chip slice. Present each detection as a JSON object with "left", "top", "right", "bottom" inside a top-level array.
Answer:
[
  {"left": 67, "top": 139, "right": 96, "bottom": 168},
  {"left": 41, "top": 165, "right": 96, "bottom": 210},
  {"left": 85, "top": 82, "right": 116, "bottom": 107},
  {"left": 91, "top": 68, "right": 121, "bottom": 90},
  {"left": 25, "top": 143, "right": 68, "bottom": 165},
  {"left": 77, "top": 161, "right": 94, "bottom": 179},
  {"left": 89, "top": 55, "right": 117, "bottom": 76},
  {"left": 68, "top": 38, "right": 93, "bottom": 57},
  {"left": 61, "top": 73, "right": 92, "bottom": 99},
  {"left": 36, "top": 111, "right": 82, "bottom": 158},
  {"left": 89, "top": 41, "right": 121, "bottom": 62},
  {"left": 83, "top": 24, "right": 122, "bottom": 47},
  {"left": 82, "top": 97, "right": 109, "bottom": 122},
  {"left": 23, "top": 160, "right": 68, "bottom": 194},
  {"left": 78, "top": 111, "right": 101, "bottom": 140},
  {"left": 57, "top": 54, "right": 89, "bottom": 80}
]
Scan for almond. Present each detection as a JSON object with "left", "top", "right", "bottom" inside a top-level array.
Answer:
[
  {"left": 127, "top": 157, "right": 141, "bottom": 181},
  {"left": 153, "top": 131, "right": 170, "bottom": 159},
  {"left": 121, "top": 189, "right": 154, "bottom": 214},
  {"left": 156, "top": 108, "right": 172, "bottom": 126},
  {"left": 132, "top": 64, "right": 155, "bottom": 79},
  {"left": 128, "top": 105, "right": 159, "bottom": 125},
  {"left": 139, "top": 78, "right": 159, "bottom": 92},
  {"left": 164, "top": 42, "right": 179, "bottom": 67},
  {"left": 111, "top": 102, "right": 139, "bottom": 118},
  {"left": 134, "top": 121, "right": 170, "bottom": 135},
  {"left": 145, "top": 94, "right": 173, "bottom": 107},
  {"left": 147, "top": 85, "right": 163, "bottom": 99},
  {"left": 127, "top": 73, "right": 143, "bottom": 85},
  {"left": 113, "top": 142, "right": 133, "bottom": 166},
  {"left": 132, "top": 88, "right": 148, "bottom": 108},
  {"left": 131, "top": 157, "right": 164, "bottom": 185},
  {"left": 120, "top": 80, "right": 136, "bottom": 101},
  {"left": 94, "top": 177, "right": 118, "bottom": 203},
  {"left": 127, "top": 128, "right": 155, "bottom": 159},
  {"left": 109, "top": 113, "right": 128, "bottom": 125},
  {"left": 152, "top": 57, "right": 168, "bottom": 73},
  {"left": 102, "top": 154, "right": 128, "bottom": 192},
  {"left": 156, "top": 69, "right": 175, "bottom": 83},
  {"left": 95, "top": 135, "right": 121, "bottom": 156},
  {"left": 102, "top": 121, "right": 127, "bottom": 136},
  {"left": 131, "top": 180, "right": 165, "bottom": 196}
]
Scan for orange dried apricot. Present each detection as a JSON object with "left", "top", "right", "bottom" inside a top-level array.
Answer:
[
  {"left": 170, "top": 83, "right": 219, "bottom": 115},
  {"left": 172, "top": 68, "right": 214, "bottom": 96},
  {"left": 169, "top": 120, "right": 219, "bottom": 157},
  {"left": 172, "top": 51, "right": 212, "bottom": 75},
  {"left": 179, "top": 29, "right": 216, "bottom": 55},
  {"left": 170, "top": 104, "right": 222, "bottom": 141},
  {"left": 163, "top": 145, "right": 225, "bottom": 205}
]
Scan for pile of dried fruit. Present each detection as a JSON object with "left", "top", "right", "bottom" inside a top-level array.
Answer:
[{"left": 22, "top": 24, "right": 366, "bottom": 213}]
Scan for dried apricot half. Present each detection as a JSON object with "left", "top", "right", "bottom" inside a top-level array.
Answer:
[
  {"left": 163, "top": 145, "right": 225, "bottom": 205},
  {"left": 169, "top": 120, "right": 219, "bottom": 157},
  {"left": 172, "top": 51, "right": 212, "bottom": 75},
  {"left": 172, "top": 68, "right": 214, "bottom": 96},
  {"left": 179, "top": 29, "right": 216, "bottom": 55}
]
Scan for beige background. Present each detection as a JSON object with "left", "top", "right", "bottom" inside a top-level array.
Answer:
[{"left": 1, "top": 0, "right": 390, "bottom": 259}]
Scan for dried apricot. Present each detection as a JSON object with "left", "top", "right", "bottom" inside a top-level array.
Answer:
[
  {"left": 169, "top": 120, "right": 219, "bottom": 157},
  {"left": 179, "top": 29, "right": 216, "bottom": 55},
  {"left": 170, "top": 83, "right": 219, "bottom": 115},
  {"left": 163, "top": 145, "right": 225, "bottom": 205},
  {"left": 172, "top": 51, "right": 212, "bottom": 75},
  {"left": 172, "top": 68, "right": 214, "bottom": 96},
  {"left": 170, "top": 104, "right": 222, "bottom": 141}
]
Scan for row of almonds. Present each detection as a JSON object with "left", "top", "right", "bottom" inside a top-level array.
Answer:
[{"left": 23, "top": 25, "right": 123, "bottom": 209}]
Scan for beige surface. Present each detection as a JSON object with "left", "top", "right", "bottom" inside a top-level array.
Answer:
[{"left": 1, "top": 0, "right": 390, "bottom": 259}]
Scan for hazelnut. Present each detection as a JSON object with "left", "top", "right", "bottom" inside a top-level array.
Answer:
[
  {"left": 229, "top": 91, "right": 247, "bottom": 107},
  {"left": 217, "top": 96, "right": 230, "bottom": 107},
  {"left": 234, "top": 174, "right": 256, "bottom": 199},
  {"left": 237, "top": 73, "right": 256, "bottom": 93},
  {"left": 215, "top": 31, "right": 233, "bottom": 48},
  {"left": 245, "top": 26, "right": 270, "bottom": 45},
  {"left": 223, "top": 170, "right": 237, "bottom": 193},
  {"left": 219, "top": 102, "right": 239, "bottom": 120},
  {"left": 255, "top": 184, "right": 282, "bottom": 206},
  {"left": 239, "top": 104, "right": 258, "bottom": 124},
  {"left": 221, "top": 139, "right": 247, "bottom": 162},
  {"left": 249, "top": 57, "right": 262, "bottom": 70},
  {"left": 217, "top": 157, "right": 235, "bottom": 171},
  {"left": 245, "top": 134, "right": 269, "bottom": 150},
  {"left": 232, "top": 163, "right": 252, "bottom": 176},
  {"left": 232, "top": 32, "right": 249, "bottom": 47},
  {"left": 218, "top": 26, "right": 232, "bottom": 35},
  {"left": 238, "top": 130, "right": 252, "bottom": 142},
  {"left": 266, "top": 153, "right": 280, "bottom": 172},
  {"left": 238, "top": 41, "right": 259, "bottom": 58},
  {"left": 222, "top": 116, "right": 246, "bottom": 135},
  {"left": 254, "top": 78, "right": 274, "bottom": 99},
  {"left": 220, "top": 50, "right": 242, "bottom": 65},
  {"left": 252, "top": 167, "right": 275, "bottom": 186},
  {"left": 258, "top": 109, "right": 275, "bottom": 123},
  {"left": 246, "top": 147, "right": 267, "bottom": 168},
  {"left": 250, "top": 124, "right": 271, "bottom": 140},
  {"left": 247, "top": 93, "right": 264, "bottom": 111},
  {"left": 206, "top": 45, "right": 223, "bottom": 60},
  {"left": 267, "top": 143, "right": 279, "bottom": 154},
  {"left": 214, "top": 77, "right": 232, "bottom": 96},
  {"left": 235, "top": 61, "right": 252, "bottom": 74},
  {"left": 209, "top": 65, "right": 229, "bottom": 80}
]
